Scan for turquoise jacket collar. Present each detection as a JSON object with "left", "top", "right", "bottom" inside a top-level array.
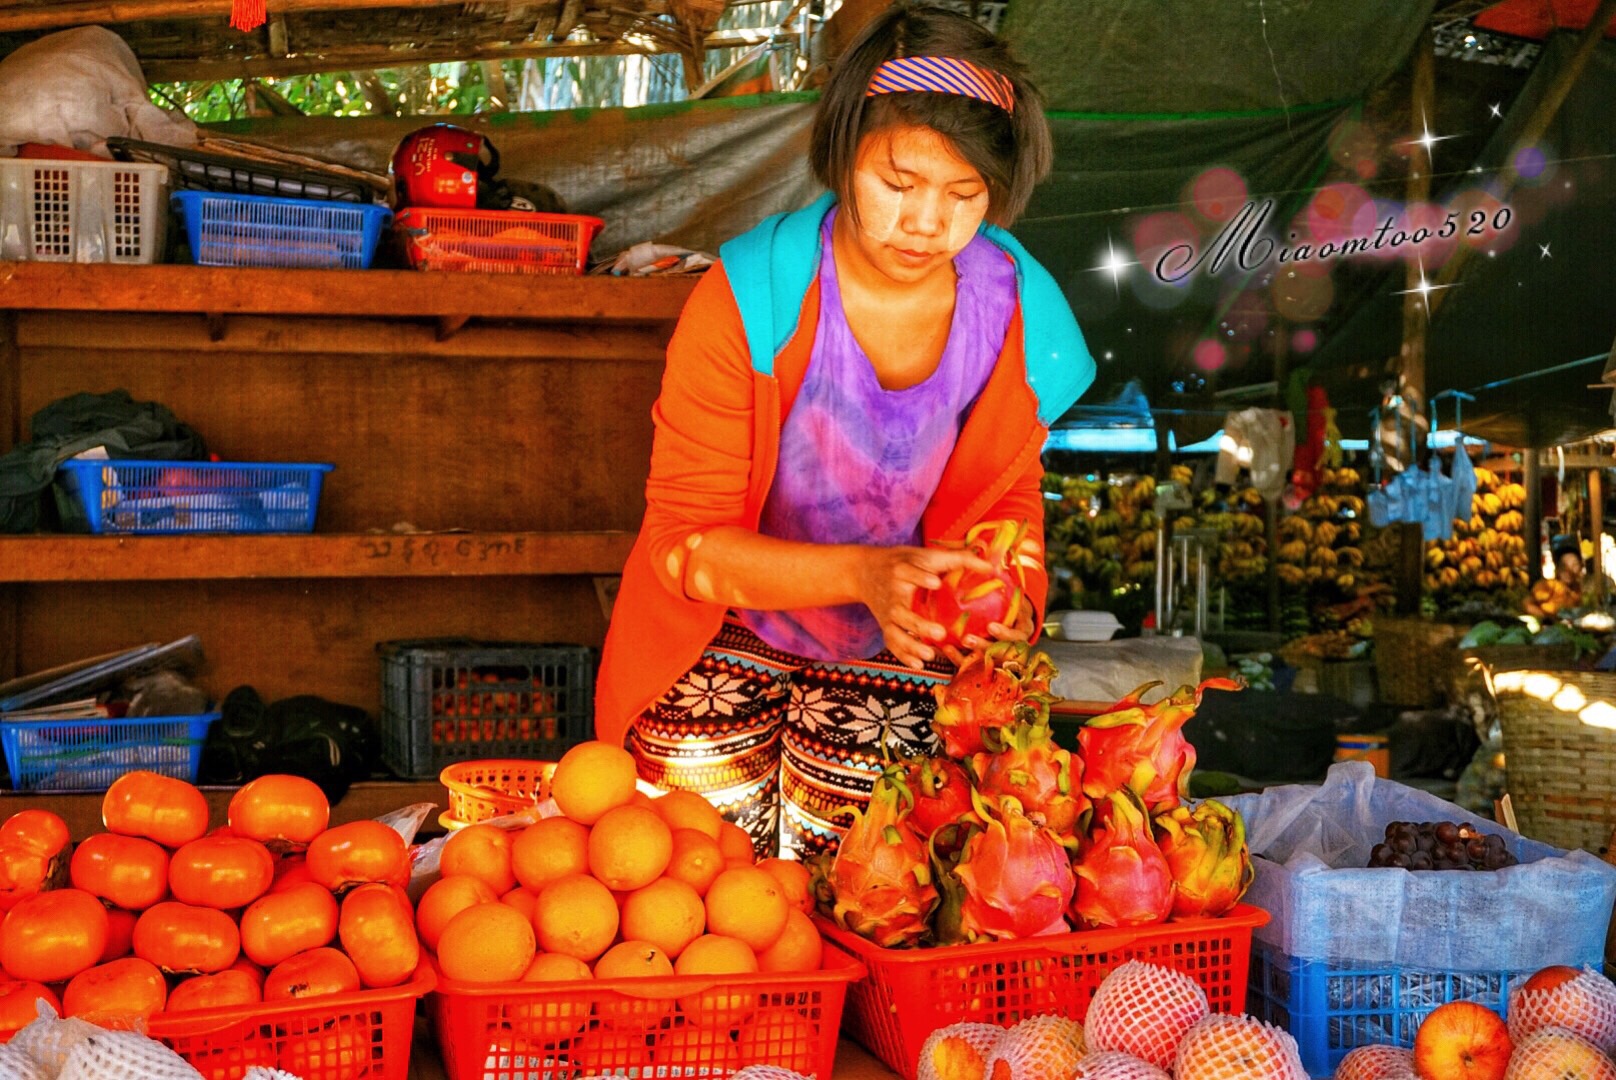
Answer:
[{"left": 717, "top": 191, "right": 1095, "bottom": 427}]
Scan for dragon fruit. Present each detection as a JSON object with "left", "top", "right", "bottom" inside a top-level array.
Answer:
[
  {"left": 971, "top": 720, "right": 1088, "bottom": 847},
  {"left": 1152, "top": 800, "right": 1253, "bottom": 920},
  {"left": 913, "top": 519, "right": 1042, "bottom": 650},
  {"left": 812, "top": 772, "right": 938, "bottom": 948},
  {"left": 944, "top": 795, "right": 1075, "bottom": 942},
  {"left": 932, "top": 641, "right": 1057, "bottom": 758},
  {"left": 890, "top": 755, "right": 979, "bottom": 842},
  {"left": 1071, "top": 791, "right": 1175, "bottom": 930},
  {"left": 1077, "top": 678, "right": 1240, "bottom": 813}
]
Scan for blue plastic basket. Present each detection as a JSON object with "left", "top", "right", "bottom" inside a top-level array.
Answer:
[
  {"left": 1247, "top": 940, "right": 1602, "bottom": 1078},
  {"left": 58, "top": 459, "right": 334, "bottom": 535},
  {"left": 171, "top": 190, "right": 391, "bottom": 269},
  {"left": 0, "top": 712, "right": 219, "bottom": 791}
]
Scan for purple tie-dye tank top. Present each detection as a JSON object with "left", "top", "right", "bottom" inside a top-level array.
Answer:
[{"left": 739, "top": 207, "right": 1017, "bottom": 661}]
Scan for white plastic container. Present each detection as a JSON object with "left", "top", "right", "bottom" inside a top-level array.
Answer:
[
  {"left": 1048, "top": 609, "right": 1123, "bottom": 641},
  {"left": 0, "top": 158, "right": 168, "bottom": 263}
]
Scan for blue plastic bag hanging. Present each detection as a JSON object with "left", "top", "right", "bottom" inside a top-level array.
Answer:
[
  {"left": 1421, "top": 399, "right": 1457, "bottom": 542},
  {"left": 1367, "top": 404, "right": 1393, "bottom": 527},
  {"left": 1442, "top": 392, "right": 1479, "bottom": 530}
]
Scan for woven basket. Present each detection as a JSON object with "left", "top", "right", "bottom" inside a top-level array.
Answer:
[
  {"left": 1445, "top": 644, "right": 1579, "bottom": 702},
  {"left": 1372, "top": 617, "right": 1466, "bottom": 706},
  {"left": 1496, "top": 669, "right": 1616, "bottom": 853}
]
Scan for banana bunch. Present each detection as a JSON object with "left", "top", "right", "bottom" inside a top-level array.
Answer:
[
  {"left": 1309, "top": 546, "right": 1339, "bottom": 569},
  {"left": 1278, "top": 564, "right": 1307, "bottom": 586},
  {"left": 1314, "top": 521, "right": 1340, "bottom": 548},
  {"left": 1495, "top": 509, "right": 1524, "bottom": 534},
  {"left": 1278, "top": 516, "right": 1313, "bottom": 543},
  {"left": 1474, "top": 492, "right": 1503, "bottom": 516},
  {"left": 1497, "top": 482, "right": 1527, "bottom": 510},
  {"left": 1473, "top": 466, "right": 1499, "bottom": 492},
  {"left": 1277, "top": 539, "right": 1309, "bottom": 564}
]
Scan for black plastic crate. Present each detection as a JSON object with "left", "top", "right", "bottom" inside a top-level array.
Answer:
[{"left": 378, "top": 639, "right": 594, "bottom": 779}]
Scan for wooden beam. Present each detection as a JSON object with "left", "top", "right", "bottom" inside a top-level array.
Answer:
[
  {"left": 1525, "top": 450, "right": 1544, "bottom": 581},
  {"left": 267, "top": 12, "right": 289, "bottom": 56},
  {"left": 549, "top": 0, "right": 584, "bottom": 41},
  {"left": 0, "top": 531, "right": 637, "bottom": 583},
  {"left": 139, "top": 29, "right": 772, "bottom": 82},
  {"left": 0, "top": 0, "right": 471, "bottom": 33},
  {"left": 1429, "top": 0, "right": 1616, "bottom": 313}
]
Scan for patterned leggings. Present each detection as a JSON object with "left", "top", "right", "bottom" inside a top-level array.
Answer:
[{"left": 628, "top": 615, "right": 952, "bottom": 859}]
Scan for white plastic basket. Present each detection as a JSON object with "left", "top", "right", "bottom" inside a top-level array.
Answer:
[{"left": 0, "top": 158, "right": 168, "bottom": 263}]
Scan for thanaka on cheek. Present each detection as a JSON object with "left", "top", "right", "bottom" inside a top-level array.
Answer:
[{"left": 852, "top": 173, "right": 901, "bottom": 242}]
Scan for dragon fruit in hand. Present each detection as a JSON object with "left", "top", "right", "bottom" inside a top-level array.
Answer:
[
  {"left": 946, "top": 795, "right": 1075, "bottom": 942},
  {"left": 1077, "top": 678, "right": 1240, "bottom": 813},
  {"left": 971, "top": 720, "right": 1088, "bottom": 847},
  {"left": 1152, "top": 800, "right": 1253, "bottom": 920},
  {"left": 1071, "top": 790, "right": 1175, "bottom": 930},
  {"left": 913, "top": 519, "right": 1042, "bottom": 650},
  {"left": 812, "top": 774, "right": 938, "bottom": 948},
  {"left": 931, "top": 640, "right": 1057, "bottom": 758}
]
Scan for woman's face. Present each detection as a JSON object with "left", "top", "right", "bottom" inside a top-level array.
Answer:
[
  {"left": 1557, "top": 553, "right": 1584, "bottom": 588},
  {"left": 843, "top": 124, "right": 991, "bottom": 285}
]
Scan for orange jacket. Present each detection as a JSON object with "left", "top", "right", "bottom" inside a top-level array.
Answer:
[{"left": 595, "top": 194, "right": 1094, "bottom": 746}]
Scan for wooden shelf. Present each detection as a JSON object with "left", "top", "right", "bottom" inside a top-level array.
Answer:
[
  {"left": 0, "top": 531, "right": 635, "bottom": 582},
  {"left": 0, "top": 262, "right": 698, "bottom": 322}
]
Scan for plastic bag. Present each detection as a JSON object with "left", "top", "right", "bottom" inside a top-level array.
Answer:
[{"left": 1222, "top": 762, "right": 1616, "bottom": 971}]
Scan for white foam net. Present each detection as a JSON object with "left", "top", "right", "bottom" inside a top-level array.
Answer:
[
  {"left": 1507, "top": 969, "right": 1616, "bottom": 1053},
  {"left": 9, "top": 1011, "right": 102, "bottom": 1075},
  {"left": 1085, "top": 961, "right": 1208, "bottom": 1071},
  {"left": 1333, "top": 1044, "right": 1417, "bottom": 1080},
  {"left": 1171, "top": 1014, "right": 1307, "bottom": 1080},
  {"left": 1502, "top": 1027, "right": 1616, "bottom": 1080},
  {"left": 243, "top": 1070, "right": 305, "bottom": 1080},
  {"left": 918, "top": 1023, "right": 1006, "bottom": 1080},
  {"left": 0, "top": 1042, "right": 53, "bottom": 1080},
  {"left": 57, "top": 1031, "right": 202, "bottom": 1080},
  {"left": 1072, "top": 1050, "right": 1170, "bottom": 1080},
  {"left": 731, "top": 1067, "right": 814, "bottom": 1080},
  {"left": 985, "top": 1014, "right": 1085, "bottom": 1080}
]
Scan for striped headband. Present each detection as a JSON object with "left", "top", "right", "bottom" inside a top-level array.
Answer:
[{"left": 866, "top": 55, "right": 1016, "bottom": 114}]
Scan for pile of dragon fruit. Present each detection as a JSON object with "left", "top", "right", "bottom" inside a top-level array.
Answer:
[{"left": 810, "top": 641, "right": 1254, "bottom": 948}]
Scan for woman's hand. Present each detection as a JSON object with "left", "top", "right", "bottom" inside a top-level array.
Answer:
[
  {"left": 940, "top": 533, "right": 1042, "bottom": 666},
  {"left": 856, "top": 544, "right": 996, "bottom": 670}
]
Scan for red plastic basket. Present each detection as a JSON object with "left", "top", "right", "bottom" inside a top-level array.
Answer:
[
  {"left": 821, "top": 904, "right": 1270, "bottom": 1080},
  {"left": 431, "top": 945, "right": 866, "bottom": 1080},
  {"left": 395, "top": 208, "right": 603, "bottom": 275},
  {"left": 144, "top": 963, "right": 435, "bottom": 1079}
]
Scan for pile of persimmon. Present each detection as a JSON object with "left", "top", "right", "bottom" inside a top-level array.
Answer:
[
  {"left": 0, "top": 769, "right": 419, "bottom": 1044},
  {"left": 421, "top": 741, "right": 824, "bottom": 1074}
]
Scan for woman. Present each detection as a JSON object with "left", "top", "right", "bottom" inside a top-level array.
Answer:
[{"left": 596, "top": 2, "right": 1095, "bottom": 858}]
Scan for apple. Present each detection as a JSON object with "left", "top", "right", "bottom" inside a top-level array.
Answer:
[
  {"left": 1508, "top": 968, "right": 1616, "bottom": 1054},
  {"left": 1336, "top": 1044, "right": 1418, "bottom": 1080},
  {"left": 1522, "top": 966, "right": 1584, "bottom": 995},
  {"left": 1413, "top": 1002, "right": 1512, "bottom": 1080},
  {"left": 1502, "top": 1028, "right": 1616, "bottom": 1080}
]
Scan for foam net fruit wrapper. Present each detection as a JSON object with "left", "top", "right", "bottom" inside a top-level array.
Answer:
[
  {"left": 1507, "top": 969, "right": 1616, "bottom": 1052},
  {"left": 1073, "top": 1050, "right": 1171, "bottom": 1079},
  {"left": 56, "top": 1030, "right": 202, "bottom": 1080},
  {"left": 0, "top": 1042, "right": 52, "bottom": 1080},
  {"left": 1084, "top": 961, "right": 1208, "bottom": 1071},
  {"left": 985, "top": 1015, "right": 1085, "bottom": 1080},
  {"left": 1502, "top": 1028, "right": 1616, "bottom": 1080},
  {"left": 1172, "top": 1014, "right": 1307, "bottom": 1080},
  {"left": 9, "top": 1010, "right": 102, "bottom": 1075},
  {"left": 918, "top": 1022, "right": 1007, "bottom": 1080},
  {"left": 1334, "top": 1044, "right": 1417, "bottom": 1080}
]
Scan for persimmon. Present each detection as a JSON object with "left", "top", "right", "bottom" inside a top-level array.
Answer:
[
  {"left": 169, "top": 835, "right": 276, "bottom": 909},
  {"left": 62, "top": 957, "right": 167, "bottom": 1026},
  {"left": 0, "top": 810, "right": 70, "bottom": 857},
  {"left": 103, "top": 771, "right": 210, "bottom": 848},
  {"left": 0, "top": 887, "right": 108, "bottom": 983},
  {"left": 264, "top": 946, "right": 360, "bottom": 1001},
  {"left": 0, "top": 979, "right": 59, "bottom": 1033},
  {"left": 228, "top": 956, "right": 266, "bottom": 989},
  {"left": 132, "top": 901, "right": 240, "bottom": 975},
  {"left": 166, "top": 968, "right": 261, "bottom": 1012},
  {"left": 415, "top": 875, "right": 497, "bottom": 953},
  {"left": 436, "top": 902, "right": 535, "bottom": 984},
  {"left": 239, "top": 881, "right": 339, "bottom": 968},
  {"left": 338, "top": 883, "right": 419, "bottom": 989},
  {"left": 305, "top": 821, "right": 407, "bottom": 893},
  {"left": 100, "top": 907, "right": 137, "bottom": 963},
  {"left": 654, "top": 1023, "right": 742, "bottom": 1076},
  {"left": 511, "top": 816, "right": 590, "bottom": 892},
  {"left": 0, "top": 844, "right": 58, "bottom": 913},
  {"left": 281, "top": 1016, "right": 372, "bottom": 1080},
  {"left": 440, "top": 824, "right": 516, "bottom": 895},
  {"left": 227, "top": 774, "right": 330, "bottom": 850},
  {"left": 190, "top": 1035, "right": 279, "bottom": 1080},
  {"left": 270, "top": 856, "right": 314, "bottom": 893},
  {"left": 69, "top": 833, "right": 170, "bottom": 911},
  {"left": 0, "top": 812, "right": 71, "bottom": 914}
]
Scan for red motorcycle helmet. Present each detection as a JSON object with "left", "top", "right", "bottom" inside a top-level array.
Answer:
[{"left": 390, "top": 124, "right": 500, "bottom": 209}]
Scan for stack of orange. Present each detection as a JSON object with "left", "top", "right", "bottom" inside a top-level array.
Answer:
[
  {"left": 423, "top": 740, "right": 826, "bottom": 1075},
  {"left": 0, "top": 770, "right": 423, "bottom": 1076}
]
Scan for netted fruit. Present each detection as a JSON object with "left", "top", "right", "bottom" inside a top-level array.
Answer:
[
  {"left": 1502, "top": 1027, "right": 1616, "bottom": 1080},
  {"left": 1173, "top": 1014, "right": 1306, "bottom": 1080},
  {"left": 1333, "top": 1044, "right": 1416, "bottom": 1080},
  {"left": 918, "top": 1022, "right": 1006, "bottom": 1080},
  {"left": 1072, "top": 1051, "right": 1169, "bottom": 1080},
  {"left": 1507, "top": 967, "right": 1616, "bottom": 1052},
  {"left": 1084, "top": 961, "right": 1207, "bottom": 1070},
  {"left": 984, "top": 1013, "right": 1084, "bottom": 1080}
]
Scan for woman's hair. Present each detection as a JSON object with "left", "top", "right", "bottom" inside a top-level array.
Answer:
[{"left": 809, "top": 2, "right": 1052, "bottom": 228}]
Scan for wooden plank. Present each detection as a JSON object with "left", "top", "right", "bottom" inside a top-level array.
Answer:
[
  {"left": 0, "top": 532, "right": 635, "bottom": 582},
  {"left": 0, "top": 779, "right": 447, "bottom": 843},
  {"left": 0, "top": 263, "right": 697, "bottom": 323},
  {"left": 15, "top": 312, "right": 669, "bottom": 362}
]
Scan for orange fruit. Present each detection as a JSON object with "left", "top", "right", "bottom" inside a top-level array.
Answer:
[
  {"left": 166, "top": 968, "right": 261, "bottom": 1012},
  {"left": 63, "top": 957, "right": 167, "bottom": 1025},
  {"left": 416, "top": 876, "right": 498, "bottom": 953},
  {"left": 588, "top": 806, "right": 673, "bottom": 891},
  {"left": 512, "top": 817, "right": 590, "bottom": 893},
  {"left": 651, "top": 791, "right": 723, "bottom": 840},
  {"left": 569, "top": 1025, "right": 651, "bottom": 1075},
  {"left": 704, "top": 866, "right": 789, "bottom": 952},
  {"left": 717, "top": 821, "right": 756, "bottom": 863},
  {"left": 533, "top": 874, "right": 618, "bottom": 962},
  {"left": 551, "top": 742, "right": 638, "bottom": 825},
  {"left": 594, "top": 940, "right": 676, "bottom": 1029},
  {"left": 501, "top": 888, "right": 538, "bottom": 922},
  {"left": 621, "top": 878, "right": 705, "bottom": 960},
  {"left": 736, "top": 1007, "right": 817, "bottom": 1072},
  {"left": 674, "top": 934, "right": 758, "bottom": 1029},
  {"left": 0, "top": 979, "right": 58, "bottom": 1033},
  {"left": 757, "top": 858, "right": 813, "bottom": 914},
  {"left": 666, "top": 830, "right": 726, "bottom": 897},
  {"left": 654, "top": 1023, "right": 741, "bottom": 1075},
  {"left": 281, "top": 1016, "right": 370, "bottom": 1080},
  {"left": 263, "top": 947, "right": 360, "bottom": 1001},
  {"left": 437, "top": 902, "right": 536, "bottom": 984},
  {"left": 757, "top": 909, "right": 822, "bottom": 974},
  {"left": 440, "top": 824, "right": 516, "bottom": 896},
  {"left": 511, "top": 953, "right": 593, "bottom": 1044}
]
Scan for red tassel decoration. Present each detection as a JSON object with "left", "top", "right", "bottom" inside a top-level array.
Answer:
[{"left": 230, "top": 0, "right": 267, "bottom": 32}]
